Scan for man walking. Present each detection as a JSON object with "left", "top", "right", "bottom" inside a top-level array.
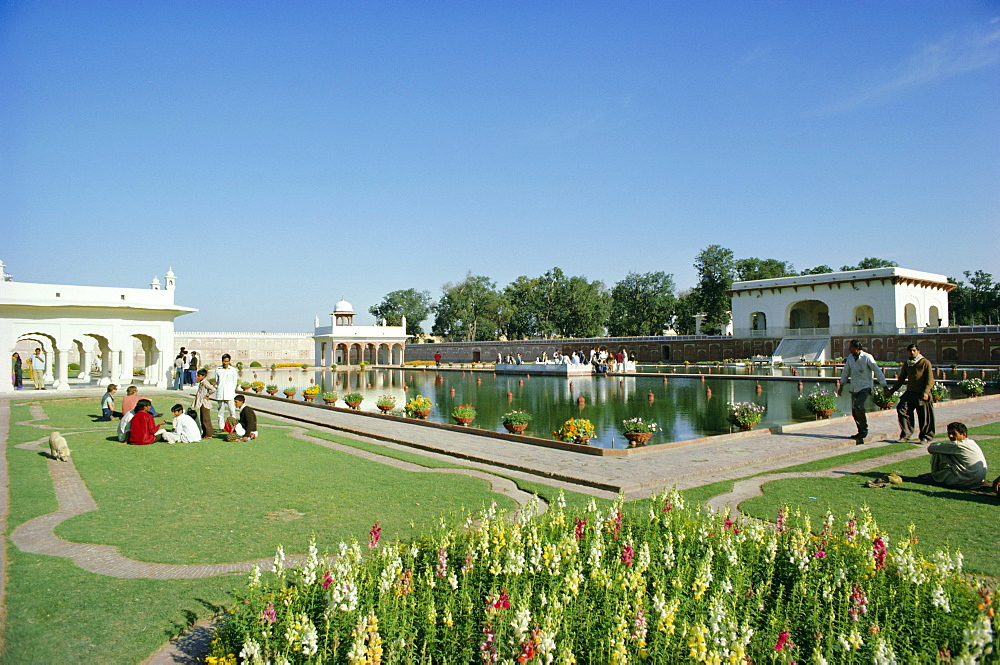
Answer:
[
  {"left": 29, "top": 347, "right": 46, "bottom": 389},
  {"left": 888, "top": 343, "right": 936, "bottom": 444},
  {"left": 213, "top": 353, "right": 240, "bottom": 430},
  {"left": 837, "top": 340, "right": 888, "bottom": 441}
]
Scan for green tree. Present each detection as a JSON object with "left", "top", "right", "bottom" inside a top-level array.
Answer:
[
  {"left": 840, "top": 257, "right": 896, "bottom": 271},
  {"left": 693, "top": 245, "right": 735, "bottom": 335},
  {"left": 672, "top": 289, "right": 699, "bottom": 334},
  {"left": 369, "top": 289, "right": 433, "bottom": 336},
  {"left": 554, "top": 274, "right": 609, "bottom": 337},
  {"left": 948, "top": 270, "right": 1000, "bottom": 325},
  {"left": 501, "top": 268, "right": 608, "bottom": 338},
  {"left": 799, "top": 265, "right": 834, "bottom": 275},
  {"left": 734, "top": 258, "right": 795, "bottom": 282},
  {"left": 608, "top": 272, "right": 677, "bottom": 336},
  {"left": 431, "top": 274, "right": 506, "bottom": 342}
]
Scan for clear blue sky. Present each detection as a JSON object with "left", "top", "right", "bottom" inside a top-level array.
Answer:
[{"left": 3, "top": 1, "right": 998, "bottom": 332}]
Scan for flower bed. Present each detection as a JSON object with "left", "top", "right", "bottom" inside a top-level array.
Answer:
[{"left": 208, "top": 490, "right": 997, "bottom": 663}]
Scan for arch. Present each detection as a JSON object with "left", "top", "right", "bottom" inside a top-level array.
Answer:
[
  {"left": 904, "top": 303, "right": 918, "bottom": 329},
  {"left": 787, "top": 300, "right": 829, "bottom": 333},
  {"left": 750, "top": 312, "right": 766, "bottom": 335},
  {"left": 928, "top": 305, "right": 941, "bottom": 328},
  {"left": 852, "top": 304, "right": 874, "bottom": 330}
]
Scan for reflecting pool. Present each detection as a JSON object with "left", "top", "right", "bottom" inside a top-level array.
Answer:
[{"left": 247, "top": 368, "right": 965, "bottom": 449}]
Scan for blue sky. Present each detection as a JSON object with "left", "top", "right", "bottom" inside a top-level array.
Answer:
[{"left": 3, "top": 1, "right": 998, "bottom": 332}]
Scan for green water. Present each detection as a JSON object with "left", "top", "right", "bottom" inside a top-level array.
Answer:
[{"left": 248, "top": 368, "right": 962, "bottom": 449}]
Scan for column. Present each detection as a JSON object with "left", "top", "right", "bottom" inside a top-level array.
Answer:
[{"left": 54, "top": 345, "right": 71, "bottom": 391}]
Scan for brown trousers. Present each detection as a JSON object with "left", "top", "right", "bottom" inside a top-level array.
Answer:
[
  {"left": 199, "top": 406, "right": 215, "bottom": 437},
  {"left": 897, "top": 391, "right": 935, "bottom": 442}
]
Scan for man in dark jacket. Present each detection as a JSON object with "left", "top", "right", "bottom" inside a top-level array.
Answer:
[
  {"left": 888, "top": 343, "right": 935, "bottom": 443},
  {"left": 226, "top": 394, "right": 258, "bottom": 442}
]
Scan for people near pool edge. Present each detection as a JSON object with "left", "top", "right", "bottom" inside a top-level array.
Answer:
[
  {"left": 837, "top": 340, "right": 888, "bottom": 440},
  {"left": 888, "top": 343, "right": 936, "bottom": 444}
]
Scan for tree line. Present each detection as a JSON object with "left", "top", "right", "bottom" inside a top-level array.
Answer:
[{"left": 369, "top": 247, "right": 1000, "bottom": 341}]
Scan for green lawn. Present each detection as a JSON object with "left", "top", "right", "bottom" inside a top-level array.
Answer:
[
  {"left": 4, "top": 397, "right": 998, "bottom": 662},
  {"left": 1, "top": 397, "right": 518, "bottom": 663},
  {"left": 739, "top": 422, "right": 1000, "bottom": 576}
]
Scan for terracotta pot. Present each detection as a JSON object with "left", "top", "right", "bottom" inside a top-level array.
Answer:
[
  {"left": 302, "top": 394, "right": 316, "bottom": 401},
  {"left": 283, "top": 392, "right": 296, "bottom": 399},
  {"left": 253, "top": 387, "right": 263, "bottom": 393},
  {"left": 453, "top": 416, "right": 475, "bottom": 426},
  {"left": 411, "top": 409, "right": 431, "bottom": 419},
  {"left": 574, "top": 435, "right": 592, "bottom": 445},
  {"left": 812, "top": 409, "right": 834, "bottom": 419},
  {"left": 503, "top": 422, "right": 528, "bottom": 434},
  {"left": 322, "top": 398, "right": 337, "bottom": 405},
  {"left": 737, "top": 423, "right": 755, "bottom": 431},
  {"left": 377, "top": 404, "right": 394, "bottom": 413},
  {"left": 266, "top": 389, "right": 278, "bottom": 395},
  {"left": 346, "top": 400, "right": 362, "bottom": 409},
  {"left": 624, "top": 431, "right": 653, "bottom": 446}
]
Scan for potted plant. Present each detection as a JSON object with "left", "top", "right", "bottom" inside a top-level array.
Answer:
[
  {"left": 404, "top": 395, "right": 432, "bottom": 419},
  {"left": 265, "top": 383, "right": 278, "bottom": 396},
  {"left": 930, "top": 384, "right": 947, "bottom": 403},
  {"left": 501, "top": 410, "right": 533, "bottom": 434},
  {"left": 301, "top": 364, "right": 309, "bottom": 371},
  {"left": 321, "top": 391, "right": 338, "bottom": 405},
  {"left": 358, "top": 361, "right": 369, "bottom": 372},
  {"left": 239, "top": 380, "right": 252, "bottom": 392},
  {"left": 344, "top": 392, "right": 364, "bottom": 409},
  {"left": 451, "top": 403, "right": 477, "bottom": 426},
  {"left": 282, "top": 386, "right": 297, "bottom": 399},
  {"left": 375, "top": 395, "right": 396, "bottom": 413},
  {"left": 250, "top": 380, "right": 265, "bottom": 393},
  {"left": 553, "top": 418, "right": 596, "bottom": 444},
  {"left": 871, "top": 387, "right": 899, "bottom": 410},
  {"left": 958, "top": 377, "right": 985, "bottom": 397},
  {"left": 799, "top": 389, "right": 838, "bottom": 419},
  {"left": 302, "top": 385, "right": 320, "bottom": 401},
  {"left": 727, "top": 402, "right": 765, "bottom": 431},
  {"left": 621, "top": 417, "right": 658, "bottom": 445}
]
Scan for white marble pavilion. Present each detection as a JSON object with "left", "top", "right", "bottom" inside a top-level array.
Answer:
[{"left": 312, "top": 299, "right": 407, "bottom": 367}]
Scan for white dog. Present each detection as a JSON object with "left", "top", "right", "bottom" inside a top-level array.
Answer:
[{"left": 48, "top": 432, "right": 71, "bottom": 462}]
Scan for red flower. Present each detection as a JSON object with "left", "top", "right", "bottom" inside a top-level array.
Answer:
[
  {"left": 368, "top": 521, "right": 382, "bottom": 549},
  {"left": 774, "top": 631, "right": 790, "bottom": 651}
]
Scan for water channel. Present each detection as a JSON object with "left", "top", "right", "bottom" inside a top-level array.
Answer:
[{"left": 248, "top": 367, "right": 970, "bottom": 449}]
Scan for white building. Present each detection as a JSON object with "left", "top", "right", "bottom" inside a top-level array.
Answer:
[
  {"left": 729, "top": 267, "right": 954, "bottom": 360},
  {"left": 0, "top": 261, "right": 195, "bottom": 392},
  {"left": 313, "top": 299, "right": 407, "bottom": 367}
]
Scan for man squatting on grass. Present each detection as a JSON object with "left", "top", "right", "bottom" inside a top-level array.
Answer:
[
  {"left": 837, "top": 340, "right": 888, "bottom": 440},
  {"left": 920, "top": 422, "right": 988, "bottom": 490},
  {"left": 225, "top": 394, "right": 258, "bottom": 442}
]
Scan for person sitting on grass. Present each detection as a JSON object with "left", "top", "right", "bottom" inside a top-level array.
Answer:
[
  {"left": 162, "top": 403, "right": 201, "bottom": 444},
  {"left": 120, "top": 385, "right": 161, "bottom": 418},
  {"left": 127, "top": 399, "right": 168, "bottom": 445},
  {"left": 919, "top": 422, "right": 988, "bottom": 490},
  {"left": 98, "top": 384, "right": 122, "bottom": 421},
  {"left": 225, "top": 394, "right": 258, "bottom": 442}
]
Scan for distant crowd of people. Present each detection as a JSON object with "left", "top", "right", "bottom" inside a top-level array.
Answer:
[{"left": 496, "top": 347, "right": 632, "bottom": 373}]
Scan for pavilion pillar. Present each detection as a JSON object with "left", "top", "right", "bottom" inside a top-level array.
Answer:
[{"left": 54, "top": 345, "right": 71, "bottom": 391}]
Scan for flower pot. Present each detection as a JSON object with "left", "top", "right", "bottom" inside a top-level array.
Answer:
[
  {"left": 876, "top": 404, "right": 894, "bottom": 411},
  {"left": 346, "top": 400, "right": 362, "bottom": 410},
  {"left": 283, "top": 392, "right": 296, "bottom": 399},
  {"left": 322, "top": 398, "right": 337, "bottom": 405},
  {"left": 574, "top": 435, "right": 592, "bottom": 445},
  {"left": 453, "top": 416, "right": 475, "bottom": 426},
  {"left": 963, "top": 391, "right": 983, "bottom": 398},
  {"left": 253, "top": 387, "right": 263, "bottom": 393},
  {"left": 503, "top": 422, "right": 528, "bottom": 434},
  {"left": 302, "top": 394, "right": 316, "bottom": 401},
  {"left": 411, "top": 409, "right": 431, "bottom": 419},
  {"left": 377, "top": 404, "right": 394, "bottom": 413},
  {"left": 811, "top": 409, "right": 834, "bottom": 419},
  {"left": 266, "top": 389, "right": 278, "bottom": 396},
  {"left": 624, "top": 431, "right": 653, "bottom": 446}
]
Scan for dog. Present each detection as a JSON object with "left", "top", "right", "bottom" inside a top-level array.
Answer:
[{"left": 48, "top": 432, "right": 71, "bottom": 462}]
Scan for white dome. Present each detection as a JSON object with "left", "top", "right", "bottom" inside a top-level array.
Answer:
[{"left": 333, "top": 299, "right": 354, "bottom": 314}]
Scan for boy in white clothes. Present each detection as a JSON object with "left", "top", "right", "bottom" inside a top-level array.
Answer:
[
  {"left": 162, "top": 404, "right": 202, "bottom": 444},
  {"left": 213, "top": 353, "right": 240, "bottom": 429}
]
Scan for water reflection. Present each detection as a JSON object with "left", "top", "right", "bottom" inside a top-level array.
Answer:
[{"left": 249, "top": 368, "right": 964, "bottom": 449}]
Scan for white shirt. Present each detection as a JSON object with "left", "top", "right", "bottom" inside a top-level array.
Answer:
[
  {"left": 118, "top": 409, "right": 136, "bottom": 442},
  {"left": 171, "top": 413, "right": 201, "bottom": 443},
  {"left": 214, "top": 365, "right": 240, "bottom": 400},
  {"left": 839, "top": 351, "right": 888, "bottom": 393}
]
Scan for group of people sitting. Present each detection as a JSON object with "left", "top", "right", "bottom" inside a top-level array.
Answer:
[
  {"left": 99, "top": 381, "right": 257, "bottom": 444},
  {"left": 496, "top": 347, "right": 632, "bottom": 372}
]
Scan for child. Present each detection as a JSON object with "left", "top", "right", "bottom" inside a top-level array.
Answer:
[
  {"left": 162, "top": 404, "right": 201, "bottom": 444},
  {"left": 192, "top": 369, "right": 216, "bottom": 438},
  {"left": 921, "top": 422, "right": 988, "bottom": 489},
  {"left": 98, "top": 384, "right": 122, "bottom": 421}
]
